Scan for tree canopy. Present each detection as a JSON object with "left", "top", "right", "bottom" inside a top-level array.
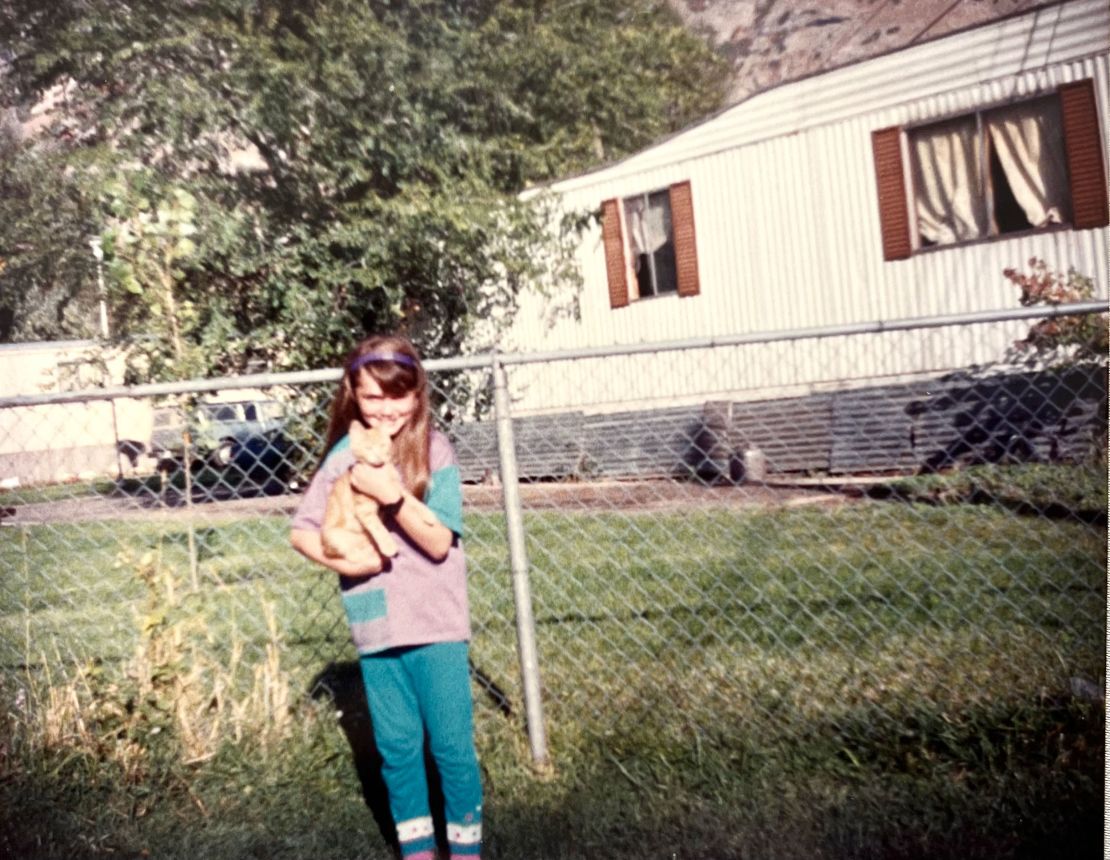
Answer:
[{"left": 0, "top": 0, "right": 729, "bottom": 378}]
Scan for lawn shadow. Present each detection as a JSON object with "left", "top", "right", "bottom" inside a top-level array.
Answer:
[{"left": 487, "top": 683, "right": 1103, "bottom": 860}]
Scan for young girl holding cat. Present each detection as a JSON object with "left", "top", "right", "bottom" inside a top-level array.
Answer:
[{"left": 290, "top": 334, "right": 482, "bottom": 860}]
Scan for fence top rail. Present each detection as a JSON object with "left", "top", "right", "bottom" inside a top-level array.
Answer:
[
  {"left": 492, "top": 301, "right": 1109, "bottom": 367},
  {"left": 2, "top": 301, "right": 1106, "bottom": 408}
]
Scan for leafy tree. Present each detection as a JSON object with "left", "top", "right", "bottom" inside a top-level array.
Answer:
[
  {"left": 0, "top": 130, "right": 107, "bottom": 341},
  {"left": 0, "top": 0, "right": 730, "bottom": 378},
  {"left": 102, "top": 182, "right": 205, "bottom": 378}
]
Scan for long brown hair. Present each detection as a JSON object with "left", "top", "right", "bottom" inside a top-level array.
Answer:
[{"left": 323, "top": 334, "right": 432, "bottom": 498}]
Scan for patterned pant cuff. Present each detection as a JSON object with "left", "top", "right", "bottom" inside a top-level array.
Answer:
[
  {"left": 447, "top": 820, "right": 482, "bottom": 857},
  {"left": 397, "top": 815, "right": 436, "bottom": 858}
]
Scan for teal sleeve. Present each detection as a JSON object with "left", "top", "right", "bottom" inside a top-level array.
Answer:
[
  {"left": 425, "top": 464, "right": 464, "bottom": 537},
  {"left": 323, "top": 434, "right": 350, "bottom": 464}
]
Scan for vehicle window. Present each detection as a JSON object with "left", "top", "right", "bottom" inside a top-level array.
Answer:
[{"left": 203, "top": 405, "right": 240, "bottom": 422}]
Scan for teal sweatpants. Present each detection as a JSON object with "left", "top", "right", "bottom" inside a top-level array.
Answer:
[{"left": 359, "top": 641, "right": 482, "bottom": 860}]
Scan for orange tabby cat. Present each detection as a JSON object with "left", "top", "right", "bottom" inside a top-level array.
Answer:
[{"left": 320, "top": 422, "right": 400, "bottom": 572}]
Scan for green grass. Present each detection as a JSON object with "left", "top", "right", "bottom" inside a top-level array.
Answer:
[
  {"left": 870, "top": 462, "right": 1107, "bottom": 518},
  {"left": 0, "top": 485, "right": 1104, "bottom": 859},
  {"left": 0, "top": 477, "right": 119, "bottom": 505},
  {"left": 0, "top": 465, "right": 281, "bottom": 506}
]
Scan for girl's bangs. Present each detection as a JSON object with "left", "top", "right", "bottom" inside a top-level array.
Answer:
[{"left": 357, "top": 361, "right": 419, "bottom": 398}]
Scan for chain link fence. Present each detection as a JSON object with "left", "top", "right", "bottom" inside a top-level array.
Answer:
[{"left": 1, "top": 308, "right": 1105, "bottom": 766}]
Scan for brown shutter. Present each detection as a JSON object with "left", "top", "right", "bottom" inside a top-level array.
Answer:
[
  {"left": 871, "top": 126, "right": 913, "bottom": 261},
  {"left": 1059, "top": 79, "right": 1109, "bottom": 230},
  {"left": 601, "top": 198, "right": 629, "bottom": 309},
  {"left": 669, "top": 181, "right": 701, "bottom": 297}
]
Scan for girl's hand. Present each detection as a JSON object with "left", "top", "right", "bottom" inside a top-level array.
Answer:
[{"left": 351, "top": 462, "right": 403, "bottom": 505}]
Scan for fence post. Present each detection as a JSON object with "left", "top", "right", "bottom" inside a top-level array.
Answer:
[{"left": 491, "top": 356, "right": 549, "bottom": 768}]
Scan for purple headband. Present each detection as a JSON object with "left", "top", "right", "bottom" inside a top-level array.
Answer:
[{"left": 351, "top": 351, "right": 417, "bottom": 371}]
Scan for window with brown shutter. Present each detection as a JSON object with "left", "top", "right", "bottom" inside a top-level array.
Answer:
[
  {"left": 871, "top": 126, "right": 912, "bottom": 261},
  {"left": 670, "top": 181, "right": 701, "bottom": 297},
  {"left": 603, "top": 182, "right": 700, "bottom": 307},
  {"left": 1059, "top": 79, "right": 1109, "bottom": 230},
  {"left": 872, "top": 78, "right": 1107, "bottom": 257},
  {"left": 601, "top": 198, "right": 629, "bottom": 309}
]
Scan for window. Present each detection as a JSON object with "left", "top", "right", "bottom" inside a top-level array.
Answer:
[
  {"left": 872, "top": 79, "right": 1108, "bottom": 260},
  {"left": 624, "top": 190, "right": 678, "bottom": 297},
  {"left": 202, "top": 404, "right": 241, "bottom": 423},
  {"left": 910, "top": 96, "right": 1069, "bottom": 246},
  {"left": 601, "top": 181, "right": 701, "bottom": 308}
]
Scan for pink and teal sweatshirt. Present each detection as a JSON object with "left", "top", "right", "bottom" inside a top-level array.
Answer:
[{"left": 291, "top": 429, "right": 470, "bottom": 655}]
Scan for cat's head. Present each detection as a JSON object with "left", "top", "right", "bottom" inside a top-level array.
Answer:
[{"left": 348, "top": 421, "right": 391, "bottom": 466}]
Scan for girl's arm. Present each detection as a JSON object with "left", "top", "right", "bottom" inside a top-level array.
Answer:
[
  {"left": 290, "top": 527, "right": 386, "bottom": 577},
  {"left": 351, "top": 462, "right": 454, "bottom": 561},
  {"left": 289, "top": 454, "right": 382, "bottom": 577}
]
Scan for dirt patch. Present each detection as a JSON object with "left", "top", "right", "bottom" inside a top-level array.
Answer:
[
  {"left": 3, "top": 479, "right": 854, "bottom": 526},
  {"left": 5, "top": 493, "right": 299, "bottom": 526}
]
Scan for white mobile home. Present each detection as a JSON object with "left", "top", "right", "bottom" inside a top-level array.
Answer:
[
  {"left": 502, "top": 0, "right": 1108, "bottom": 416},
  {"left": 0, "top": 341, "right": 150, "bottom": 486}
]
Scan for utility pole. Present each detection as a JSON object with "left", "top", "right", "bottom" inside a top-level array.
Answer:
[{"left": 89, "top": 237, "right": 109, "bottom": 338}]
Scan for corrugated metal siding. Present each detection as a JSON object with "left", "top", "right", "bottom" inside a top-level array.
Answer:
[
  {"left": 903, "top": 365, "right": 1108, "bottom": 469},
  {"left": 706, "top": 396, "right": 835, "bottom": 474},
  {"left": 451, "top": 420, "right": 499, "bottom": 483},
  {"left": 580, "top": 405, "right": 706, "bottom": 478},
  {"left": 831, "top": 383, "right": 926, "bottom": 472},
  {"left": 455, "top": 366, "right": 1105, "bottom": 482},
  {"left": 451, "top": 405, "right": 708, "bottom": 482},
  {"left": 453, "top": 412, "right": 586, "bottom": 483},
  {"left": 502, "top": 1, "right": 1108, "bottom": 414},
  {"left": 548, "top": 0, "right": 1107, "bottom": 191}
]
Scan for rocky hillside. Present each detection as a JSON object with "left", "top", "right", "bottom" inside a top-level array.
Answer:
[{"left": 667, "top": 0, "right": 1055, "bottom": 104}]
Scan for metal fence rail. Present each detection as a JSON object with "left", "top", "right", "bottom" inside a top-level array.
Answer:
[{"left": 1, "top": 306, "right": 1105, "bottom": 768}]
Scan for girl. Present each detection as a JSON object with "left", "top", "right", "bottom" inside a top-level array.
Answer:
[{"left": 290, "top": 334, "right": 482, "bottom": 860}]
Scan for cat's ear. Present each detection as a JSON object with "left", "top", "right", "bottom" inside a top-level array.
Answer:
[{"left": 349, "top": 420, "right": 366, "bottom": 442}]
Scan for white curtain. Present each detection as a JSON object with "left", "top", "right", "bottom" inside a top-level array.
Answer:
[
  {"left": 987, "top": 99, "right": 1069, "bottom": 228},
  {"left": 911, "top": 116, "right": 988, "bottom": 245},
  {"left": 624, "top": 194, "right": 670, "bottom": 258}
]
